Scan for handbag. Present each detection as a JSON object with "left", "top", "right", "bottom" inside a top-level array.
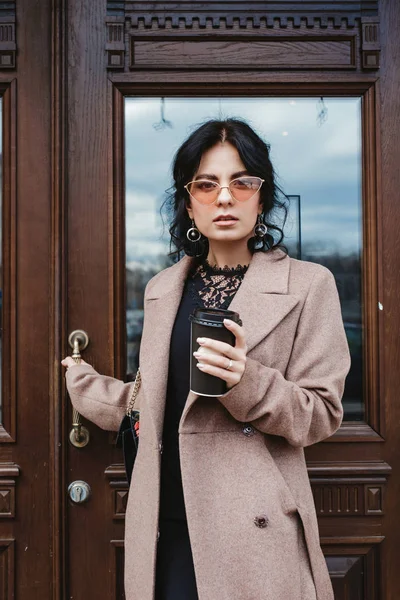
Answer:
[{"left": 116, "top": 368, "right": 141, "bottom": 485}]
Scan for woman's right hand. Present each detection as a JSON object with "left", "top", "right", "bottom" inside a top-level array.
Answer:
[{"left": 61, "top": 356, "right": 92, "bottom": 370}]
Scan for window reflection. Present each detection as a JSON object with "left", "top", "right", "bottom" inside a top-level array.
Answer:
[{"left": 125, "top": 97, "right": 363, "bottom": 421}]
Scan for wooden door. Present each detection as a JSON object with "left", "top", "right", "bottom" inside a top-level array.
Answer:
[{"left": 0, "top": 0, "right": 399, "bottom": 598}]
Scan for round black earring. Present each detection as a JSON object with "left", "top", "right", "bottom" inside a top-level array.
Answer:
[
  {"left": 254, "top": 214, "right": 268, "bottom": 238},
  {"left": 185, "top": 219, "right": 206, "bottom": 257},
  {"left": 186, "top": 219, "right": 201, "bottom": 242}
]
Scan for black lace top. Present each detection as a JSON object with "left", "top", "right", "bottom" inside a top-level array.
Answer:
[
  {"left": 159, "top": 257, "right": 249, "bottom": 521},
  {"left": 187, "top": 258, "right": 249, "bottom": 309}
]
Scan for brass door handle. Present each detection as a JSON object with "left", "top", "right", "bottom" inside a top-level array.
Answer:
[{"left": 68, "top": 330, "right": 90, "bottom": 448}]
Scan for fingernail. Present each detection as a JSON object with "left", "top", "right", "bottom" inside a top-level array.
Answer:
[
  {"left": 224, "top": 319, "right": 233, "bottom": 326},
  {"left": 197, "top": 363, "right": 205, "bottom": 369},
  {"left": 193, "top": 352, "right": 200, "bottom": 357},
  {"left": 197, "top": 338, "right": 206, "bottom": 344}
]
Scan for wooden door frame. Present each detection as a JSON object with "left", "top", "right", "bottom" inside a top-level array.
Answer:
[{"left": 110, "top": 78, "right": 384, "bottom": 441}]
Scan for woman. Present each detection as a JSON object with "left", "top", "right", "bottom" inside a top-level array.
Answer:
[{"left": 62, "top": 118, "right": 351, "bottom": 600}]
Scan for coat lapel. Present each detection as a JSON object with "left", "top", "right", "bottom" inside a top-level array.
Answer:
[
  {"left": 180, "top": 249, "right": 300, "bottom": 426},
  {"left": 227, "top": 249, "right": 300, "bottom": 353},
  {"left": 139, "top": 255, "right": 194, "bottom": 438},
  {"left": 139, "top": 249, "right": 300, "bottom": 439}
]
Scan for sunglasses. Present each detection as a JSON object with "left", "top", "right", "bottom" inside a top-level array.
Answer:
[{"left": 184, "top": 176, "right": 264, "bottom": 205}]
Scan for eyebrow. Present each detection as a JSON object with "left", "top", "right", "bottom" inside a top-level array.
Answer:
[{"left": 194, "top": 170, "right": 249, "bottom": 181}]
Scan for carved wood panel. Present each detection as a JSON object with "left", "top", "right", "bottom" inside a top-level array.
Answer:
[
  {"left": 309, "top": 461, "right": 390, "bottom": 519},
  {"left": 110, "top": 540, "right": 125, "bottom": 599},
  {"left": 0, "top": 539, "right": 15, "bottom": 599},
  {"left": 106, "top": 465, "right": 129, "bottom": 520},
  {"left": 130, "top": 36, "right": 357, "bottom": 71},
  {"left": 0, "top": 464, "right": 19, "bottom": 523},
  {"left": 323, "top": 538, "right": 381, "bottom": 600},
  {"left": 0, "top": 1, "right": 16, "bottom": 69},
  {"left": 0, "top": 481, "right": 15, "bottom": 519},
  {"left": 106, "top": 0, "right": 380, "bottom": 72}
]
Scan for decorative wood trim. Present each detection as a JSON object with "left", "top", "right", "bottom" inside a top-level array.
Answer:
[
  {"left": 0, "top": 464, "right": 20, "bottom": 520},
  {"left": 105, "top": 464, "right": 128, "bottom": 518},
  {"left": 112, "top": 487, "right": 129, "bottom": 520},
  {"left": 105, "top": 464, "right": 126, "bottom": 479},
  {"left": 0, "top": 463, "right": 20, "bottom": 478},
  {"left": 362, "top": 83, "right": 383, "bottom": 436},
  {"left": 321, "top": 535, "right": 384, "bottom": 546},
  {"left": 0, "top": 0, "right": 16, "bottom": 70},
  {"left": 109, "top": 81, "right": 127, "bottom": 379},
  {"left": 307, "top": 461, "right": 391, "bottom": 477},
  {"left": 106, "top": 1, "right": 379, "bottom": 72},
  {"left": 0, "top": 539, "right": 15, "bottom": 599},
  {"left": 129, "top": 34, "right": 358, "bottom": 71},
  {"left": 361, "top": 16, "right": 380, "bottom": 69},
  {"left": 327, "top": 422, "right": 383, "bottom": 442},
  {"left": 110, "top": 1, "right": 378, "bottom": 29},
  {"left": 106, "top": 16, "right": 125, "bottom": 70},
  {"left": 0, "top": 79, "right": 17, "bottom": 443},
  {"left": 327, "top": 83, "right": 382, "bottom": 440},
  {"left": 0, "top": 480, "right": 15, "bottom": 518},
  {"left": 309, "top": 461, "right": 390, "bottom": 517}
]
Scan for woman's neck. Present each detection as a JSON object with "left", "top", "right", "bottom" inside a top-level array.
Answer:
[{"left": 206, "top": 242, "right": 252, "bottom": 269}]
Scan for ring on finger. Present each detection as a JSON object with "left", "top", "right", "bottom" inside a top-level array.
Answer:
[{"left": 226, "top": 358, "right": 233, "bottom": 371}]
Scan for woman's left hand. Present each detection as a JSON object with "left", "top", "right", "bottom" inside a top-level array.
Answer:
[
  {"left": 61, "top": 357, "right": 92, "bottom": 370},
  {"left": 194, "top": 319, "right": 247, "bottom": 390}
]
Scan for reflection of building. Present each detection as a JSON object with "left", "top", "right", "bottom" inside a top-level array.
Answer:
[
  {"left": 282, "top": 193, "right": 362, "bottom": 418},
  {"left": 305, "top": 251, "right": 363, "bottom": 420},
  {"left": 126, "top": 264, "right": 158, "bottom": 376},
  {"left": 285, "top": 195, "right": 301, "bottom": 259}
]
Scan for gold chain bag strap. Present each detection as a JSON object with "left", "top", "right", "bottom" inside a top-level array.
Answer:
[
  {"left": 116, "top": 367, "right": 141, "bottom": 485},
  {"left": 126, "top": 367, "right": 141, "bottom": 416}
]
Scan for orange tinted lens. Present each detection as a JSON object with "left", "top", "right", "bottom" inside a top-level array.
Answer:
[
  {"left": 229, "top": 177, "right": 261, "bottom": 201},
  {"left": 188, "top": 180, "right": 219, "bottom": 204}
]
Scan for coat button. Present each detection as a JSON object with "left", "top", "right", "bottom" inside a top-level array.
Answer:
[
  {"left": 254, "top": 515, "right": 269, "bottom": 528},
  {"left": 242, "top": 424, "right": 255, "bottom": 436}
]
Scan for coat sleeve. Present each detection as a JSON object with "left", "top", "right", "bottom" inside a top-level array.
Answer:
[
  {"left": 65, "top": 364, "right": 136, "bottom": 432},
  {"left": 63, "top": 279, "right": 155, "bottom": 432},
  {"left": 218, "top": 266, "right": 351, "bottom": 447}
]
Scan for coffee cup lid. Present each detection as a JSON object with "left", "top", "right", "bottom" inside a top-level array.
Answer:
[{"left": 189, "top": 307, "right": 242, "bottom": 328}]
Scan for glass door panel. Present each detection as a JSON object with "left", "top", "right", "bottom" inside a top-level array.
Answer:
[{"left": 125, "top": 97, "right": 362, "bottom": 420}]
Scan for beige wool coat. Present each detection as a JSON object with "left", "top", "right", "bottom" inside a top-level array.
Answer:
[{"left": 65, "top": 248, "right": 351, "bottom": 600}]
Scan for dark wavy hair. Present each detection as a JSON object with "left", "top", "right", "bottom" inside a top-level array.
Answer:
[{"left": 161, "top": 117, "right": 288, "bottom": 260}]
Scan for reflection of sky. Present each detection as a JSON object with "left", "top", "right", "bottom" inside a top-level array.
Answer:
[{"left": 125, "top": 97, "right": 361, "bottom": 264}]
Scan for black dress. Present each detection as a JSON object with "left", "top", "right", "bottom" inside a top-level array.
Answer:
[{"left": 155, "top": 258, "right": 248, "bottom": 600}]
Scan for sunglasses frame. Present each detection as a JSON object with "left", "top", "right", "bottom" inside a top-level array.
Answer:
[{"left": 184, "top": 176, "right": 265, "bottom": 205}]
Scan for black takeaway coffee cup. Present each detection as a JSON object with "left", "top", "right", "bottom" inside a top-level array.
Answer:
[{"left": 189, "top": 307, "right": 243, "bottom": 397}]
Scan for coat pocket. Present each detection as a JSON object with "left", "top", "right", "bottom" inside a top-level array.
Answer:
[
  {"left": 296, "top": 505, "right": 334, "bottom": 600},
  {"left": 260, "top": 439, "right": 299, "bottom": 514},
  {"left": 297, "top": 512, "right": 318, "bottom": 600}
]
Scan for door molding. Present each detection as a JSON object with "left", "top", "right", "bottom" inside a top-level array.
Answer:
[
  {"left": 105, "top": 0, "right": 380, "bottom": 73},
  {"left": 110, "top": 80, "right": 383, "bottom": 442},
  {"left": 0, "top": 79, "right": 17, "bottom": 443}
]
